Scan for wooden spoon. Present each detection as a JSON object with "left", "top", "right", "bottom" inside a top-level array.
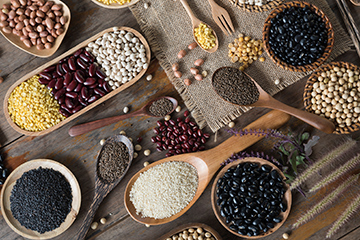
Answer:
[
  {"left": 124, "top": 110, "right": 291, "bottom": 225},
  {"left": 212, "top": 67, "right": 335, "bottom": 134},
  {"left": 68, "top": 96, "right": 178, "bottom": 137},
  {"left": 76, "top": 135, "right": 134, "bottom": 240},
  {"left": 179, "top": 0, "right": 219, "bottom": 53}
]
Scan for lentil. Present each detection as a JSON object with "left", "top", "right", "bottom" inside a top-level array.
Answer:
[
  {"left": 129, "top": 161, "right": 198, "bottom": 219},
  {"left": 148, "top": 98, "right": 174, "bottom": 117},
  {"left": 8, "top": 75, "right": 66, "bottom": 131},
  {"left": 194, "top": 23, "right": 216, "bottom": 50},
  {"left": 10, "top": 167, "right": 72, "bottom": 234},
  {"left": 98, "top": 140, "right": 130, "bottom": 183},
  {"left": 212, "top": 67, "right": 259, "bottom": 105}
]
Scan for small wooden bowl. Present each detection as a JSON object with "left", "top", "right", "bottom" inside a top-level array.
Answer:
[
  {"left": 0, "top": 159, "right": 81, "bottom": 239},
  {"left": 91, "top": 0, "right": 140, "bottom": 9},
  {"left": 263, "top": 1, "right": 334, "bottom": 72},
  {"left": 303, "top": 61, "right": 360, "bottom": 134},
  {"left": 228, "top": 0, "right": 283, "bottom": 12},
  {"left": 211, "top": 157, "right": 292, "bottom": 239},
  {"left": 157, "top": 223, "right": 222, "bottom": 240},
  {"left": 3, "top": 26, "right": 151, "bottom": 136},
  {"left": 0, "top": 0, "right": 71, "bottom": 58}
]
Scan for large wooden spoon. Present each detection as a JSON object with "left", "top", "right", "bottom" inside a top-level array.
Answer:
[
  {"left": 179, "top": 0, "right": 219, "bottom": 53},
  {"left": 68, "top": 96, "right": 178, "bottom": 137},
  {"left": 212, "top": 67, "right": 335, "bottom": 134},
  {"left": 76, "top": 135, "right": 134, "bottom": 240},
  {"left": 124, "top": 110, "right": 291, "bottom": 225}
]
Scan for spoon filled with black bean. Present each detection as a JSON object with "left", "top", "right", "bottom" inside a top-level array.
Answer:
[
  {"left": 212, "top": 67, "right": 335, "bottom": 134},
  {"left": 68, "top": 96, "right": 178, "bottom": 137}
]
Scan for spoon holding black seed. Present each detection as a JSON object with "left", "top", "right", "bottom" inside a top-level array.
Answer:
[{"left": 212, "top": 67, "right": 335, "bottom": 134}]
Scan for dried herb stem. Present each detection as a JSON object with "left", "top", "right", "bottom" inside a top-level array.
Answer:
[
  {"left": 326, "top": 191, "right": 360, "bottom": 238},
  {"left": 293, "top": 175, "right": 358, "bottom": 228},
  {"left": 310, "top": 154, "right": 360, "bottom": 192},
  {"left": 290, "top": 140, "right": 356, "bottom": 190}
]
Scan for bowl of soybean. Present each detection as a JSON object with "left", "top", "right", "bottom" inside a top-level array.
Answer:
[{"left": 0, "top": 159, "right": 81, "bottom": 239}]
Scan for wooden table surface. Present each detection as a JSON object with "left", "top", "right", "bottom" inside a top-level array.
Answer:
[{"left": 0, "top": 0, "right": 360, "bottom": 239}]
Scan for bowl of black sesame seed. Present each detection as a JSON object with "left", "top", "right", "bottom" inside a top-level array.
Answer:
[{"left": 0, "top": 159, "right": 81, "bottom": 239}]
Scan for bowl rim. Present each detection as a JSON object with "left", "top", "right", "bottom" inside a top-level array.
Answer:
[
  {"left": 0, "top": 159, "right": 81, "bottom": 239},
  {"left": 211, "top": 157, "right": 292, "bottom": 239},
  {"left": 303, "top": 61, "right": 360, "bottom": 134},
  {"left": 228, "top": 0, "right": 284, "bottom": 13},
  {"left": 262, "top": 1, "right": 334, "bottom": 72},
  {"left": 91, "top": 0, "right": 140, "bottom": 9}
]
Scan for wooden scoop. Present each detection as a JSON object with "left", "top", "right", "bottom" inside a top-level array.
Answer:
[
  {"left": 179, "top": 0, "right": 219, "bottom": 53},
  {"left": 76, "top": 135, "right": 134, "bottom": 239},
  {"left": 212, "top": 67, "right": 335, "bottom": 134},
  {"left": 124, "top": 110, "right": 291, "bottom": 225},
  {"left": 68, "top": 96, "right": 178, "bottom": 137}
]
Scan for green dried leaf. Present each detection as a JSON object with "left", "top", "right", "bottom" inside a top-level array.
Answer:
[{"left": 301, "top": 132, "right": 310, "bottom": 142}]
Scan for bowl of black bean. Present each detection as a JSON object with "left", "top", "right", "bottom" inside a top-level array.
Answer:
[
  {"left": 263, "top": 1, "right": 334, "bottom": 72},
  {"left": 0, "top": 159, "right": 81, "bottom": 239},
  {"left": 211, "top": 157, "right": 291, "bottom": 238}
]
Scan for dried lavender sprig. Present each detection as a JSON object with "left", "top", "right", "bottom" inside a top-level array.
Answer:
[
  {"left": 290, "top": 140, "right": 357, "bottom": 190},
  {"left": 310, "top": 154, "right": 360, "bottom": 192},
  {"left": 293, "top": 175, "right": 358, "bottom": 229},
  {"left": 326, "top": 190, "right": 360, "bottom": 238}
]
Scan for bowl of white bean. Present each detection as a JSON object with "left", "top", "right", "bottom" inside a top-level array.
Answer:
[{"left": 303, "top": 61, "right": 360, "bottom": 134}]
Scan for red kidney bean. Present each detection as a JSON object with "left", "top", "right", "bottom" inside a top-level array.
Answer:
[
  {"left": 185, "top": 117, "right": 190, "bottom": 123},
  {"left": 164, "top": 121, "right": 169, "bottom": 127},
  {"left": 176, "top": 117, "right": 182, "bottom": 122},
  {"left": 87, "top": 95, "right": 99, "bottom": 103},
  {"left": 62, "top": 63, "right": 70, "bottom": 73},
  {"left": 165, "top": 153, "right": 171, "bottom": 157},
  {"left": 203, "top": 133, "right": 210, "bottom": 138},
  {"left": 88, "top": 63, "right": 96, "bottom": 77},
  {"left": 197, "top": 129, "right": 202, "bottom": 137},
  {"left": 156, "top": 142, "right": 162, "bottom": 147},
  {"left": 162, "top": 145, "right": 167, "bottom": 150},
  {"left": 54, "top": 77, "right": 63, "bottom": 90},
  {"left": 84, "top": 50, "right": 94, "bottom": 61},
  {"left": 98, "top": 78, "right": 104, "bottom": 87},
  {"left": 75, "top": 70, "right": 86, "bottom": 83},
  {"left": 79, "top": 53, "right": 90, "bottom": 62},
  {"left": 156, "top": 147, "right": 163, "bottom": 152},
  {"left": 66, "top": 80, "right": 77, "bottom": 92},
  {"left": 76, "top": 58, "right": 87, "bottom": 69},
  {"left": 61, "top": 103, "right": 72, "bottom": 114},
  {"left": 103, "top": 82, "right": 111, "bottom": 92},
  {"left": 176, "top": 149, "right": 182, "bottom": 154},
  {"left": 43, "top": 65, "right": 56, "bottom": 73},
  {"left": 151, "top": 136, "right": 157, "bottom": 143},
  {"left": 159, "top": 126, "right": 166, "bottom": 132},
  {"left": 88, "top": 83, "right": 98, "bottom": 89},
  {"left": 78, "top": 97, "right": 88, "bottom": 106},
  {"left": 65, "top": 92, "right": 77, "bottom": 98},
  {"left": 54, "top": 88, "right": 65, "bottom": 100},
  {"left": 74, "top": 48, "right": 82, "bottom": 57},
  {"left": 184, "top": 110, "right": 190, "bottom": 117},
  {"left": 52, "top": 72, "right": 60, "bottom": 78},
  {"left": 166, "top": 127, "right": 172, "bottom": 132},
  {"left": 96, "top": 69, "right": 106, "bottom": 79},
  {"left": 58, "top": 96, "right": 65, "bottom": 105},
  {"left": 84, "top": 77, "right": 96, "bottom": 86},
  {"left": 51, "top": 88, "right": 57, "bottom": 96},
  {"left": 156, "top": 121, "right": 163, "bottom": 127},
  {"left": 74, "top": 83, "right": 82, "bottom": 92},
  {"left": 187, "top": 129, "right": 192, "bottom": 136},
  {"left": 59, "top": 108, "right": 70, "bottom": 117},
  {"left": 169, "top": 119, "right": 176, "bottom": 125},
  {"left": 72, "top": 105, "right": 83, "bottom": 114},
  {"left": 63, "top": 72, "right": 72, "bottom": 86},
  {"left": 48, "top": 79, "right": 56, "bottom": 89},
  {"left": 56, "top": 63, "right": 64, "bottom": 76},
  {"left": 68, "top": 57, "right": 76, "bottom": 71},
  {"left": 65, "top": 97, "right": 74, "bottom": 109},
  {"left": 201, "top": 137, "right": 206, "bottom": 144},
  {"left": 155, "top": 136, "right": 161, "bottom": 142},
  {"left": 38, "top": 77, "right": 50, "bottom": 85},
  {"left": 40, "top": 72, "right": 52, "bottom": 80},
  {"left": 81, "top": 87, "right": 89, "bottom": 100},
  {"left": 199, "top": 146, "right": 205, "bottom": 151},
  {"left": 94, "top": 88, "right": 105, "bottom": 97}
]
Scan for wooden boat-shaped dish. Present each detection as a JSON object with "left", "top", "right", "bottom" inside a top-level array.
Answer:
[
  {"left": 0, "top": 0, "right": 71, "bottom": 58},
  {"left": 211, "top": 157, "right": 292, "bottom": 239},
  {"left": 0, "top": 159, "right": 81, "bottom": 239},
  {"left": 3, "top": 26, "right": 151, "bottom": 136},
  {"left": 91, "top": 0, "right": 140, "bottom": 9},
  {"left": 157, "top": 223, "right": 222, "bottom": 240}
]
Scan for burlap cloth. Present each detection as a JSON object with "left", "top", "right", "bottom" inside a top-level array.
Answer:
[{"left": 130, "top": 0, "right": 353, "bottom": 132}]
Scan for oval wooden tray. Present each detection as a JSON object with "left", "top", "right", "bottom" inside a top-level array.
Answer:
[
  {"left": 3, "top": 26, "right": 151, "bottom": 136},
  {"left": 91, "top": 0, "right": 140, "bottom": 9},
  {"left": 211, "top": 157, "right": 292, "bottom": 239},
  {"left": 157, "top": 223, "right": 222, "bottom": 240},
  {"left": 0, "top": 159, "right": 81, "bottom": 239},
  {"left": 0, "top": 0, "right": 71, "bottom": 58}
]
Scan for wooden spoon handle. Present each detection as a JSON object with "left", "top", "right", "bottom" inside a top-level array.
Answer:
[
  {"left": 179, "top": 0, "right": 198, "bottom": 23},
  {"left": 69, "top": 111, "right": 145, "bottom": 137},
  {"left": 266, "top": 100, "right": 335, "bottom": 134}
]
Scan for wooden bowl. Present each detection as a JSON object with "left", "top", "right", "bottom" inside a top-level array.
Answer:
[
  {"left": 303, "top": 61, "right": 360, "bottom": 134},
  {"left": 3, "top": 26, "right": 151, "bottom": 136},
  {"left": 0, "top": 0, "right": 71, "bottom": 58},
  {"left": 228, "top": 0, "right": 283, "bottom": 12},
  {"left": 211, "top": 157, "right": 292, "bottom": 239},
  {"left": 262, "top": 1, "right": 334, "bottom": 72},
  {"left": 157, "top": 223, "right": 223, "bottom": 240},
  {"left": 0, "top": 159, "right": 81, "bottom": 239},
  {"left": 91, "top": 0, "right": 140, "bottom": 9}
]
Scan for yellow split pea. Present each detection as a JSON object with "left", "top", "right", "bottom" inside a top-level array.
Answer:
[
  {"left": 194, "top": 23, "right": 216, "bottom": 50},
  {"left": 7, "top": 75, "right": 65, "bottom": 132},
  {"left": 96, "top": 0, "right": 131, "bottom": 5}
]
